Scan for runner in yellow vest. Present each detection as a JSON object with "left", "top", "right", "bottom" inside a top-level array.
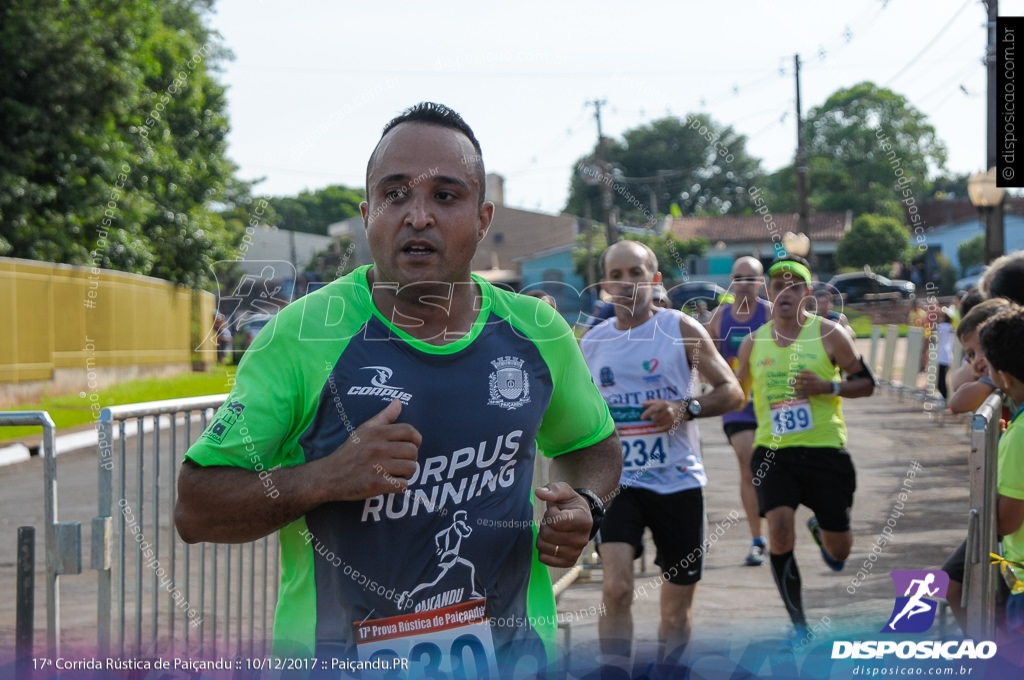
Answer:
[{"left": 734, "top": 256, "right": 875, "bottom": 648}]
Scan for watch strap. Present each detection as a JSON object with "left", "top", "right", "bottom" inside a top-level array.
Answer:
[{"left": 573, "top": 487, "right": 605, "bottom": 541}]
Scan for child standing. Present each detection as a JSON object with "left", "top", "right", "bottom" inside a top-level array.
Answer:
[{"left": 978, "top": 305, "right": 1024, "bottom": 634}]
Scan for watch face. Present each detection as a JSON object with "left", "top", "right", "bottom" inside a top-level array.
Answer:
[{"left": 688, "top": 400, "right": 701, "bottom": 417}]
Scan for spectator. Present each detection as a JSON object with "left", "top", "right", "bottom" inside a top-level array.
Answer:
[
  {"left": 977, "top": 305, "right": 1024, "bottom": 635},
  {"left": 524, "top": 289, "right": 558, "bottom": 311},
  {"left": 980, "top": 250, "right": 1024, "bottom": 305},
  {"left": 948, "top": 299, "right": 1014, "bottom": 414},
  {"left": 213, "top": 311, "right": 232, "bottom": 364},
  {"left": 942, "top": 300, "right": 1016, "bottom": 634},
  {"left": 692, "top": 299, "right": 711, "bottom": 322},
  {"left": 948, "top": 287, "right": 990, "bottom": 393},
  {"left": 653, "top": 284, "right": 672, "bottom": 309},
  {"left": 813, "top": 288, "right": 855, "bottom": 338}
]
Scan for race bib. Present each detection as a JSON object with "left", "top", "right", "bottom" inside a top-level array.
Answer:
[
  {"left": 770, "top": 398, "right": 814, "bottom": 436},
  {"left": 353, "top": 599, "right": 498, "bottom": 678},
  {"left": 616, "top": 421, "right": 671, "bottom": 471}
]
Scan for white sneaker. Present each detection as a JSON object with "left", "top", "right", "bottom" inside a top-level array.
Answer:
[{"left": 745, "top": 540, "right": 766, "bottom": 566}]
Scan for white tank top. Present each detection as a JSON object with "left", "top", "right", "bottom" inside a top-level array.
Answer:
[{"left": 581, "top": 308, "right": 705, "bottom": 493}]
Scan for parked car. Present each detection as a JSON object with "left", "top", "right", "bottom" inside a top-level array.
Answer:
[
  {"left": 667, "top": 281, "right": 728, "bottom": 313},
  {"left": 826, "top": 272, "right": 916, "bottom": 303},
  {"left": 954, "top": 265, "right": 985, "bottom": 293}
]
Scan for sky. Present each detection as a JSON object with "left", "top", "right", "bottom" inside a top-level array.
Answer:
[{"left": 207, "top": 0, "right": 1024, "bottom": 215}]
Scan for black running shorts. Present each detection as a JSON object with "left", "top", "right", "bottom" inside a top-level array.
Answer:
[
  {"left": 750, "top": 445, "right": 856, "bottom": 532},
  {"left": 597, "top": 486, "right": 706, "bottom": 585}
]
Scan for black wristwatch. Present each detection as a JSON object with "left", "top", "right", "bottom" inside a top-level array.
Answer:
[
  {"left": 573, "top": 487, "right": 606, "bottom": 541},
  {"left": 680, "top": 398, "right": 702, "bottom": 420}
]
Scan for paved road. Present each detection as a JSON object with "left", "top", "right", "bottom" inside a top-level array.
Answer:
[
  {"left": 558, "top": 389, "right": 971, "bottom": 642},
  {"left": 0, "top": 388, "right": 981, "bottom": 675}
]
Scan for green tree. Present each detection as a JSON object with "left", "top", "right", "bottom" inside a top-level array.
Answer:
[
  {"left": 305, "top": 237, "right": 358, "bottom": 281},
  {"left": 835, "top": 214, "right": 912, "bottom": 271},
  {"left": 266, "top": 185, "right": 365, "bottom": 235},
  {"left": 931, "top": 172, "right": 971, "bottom": 201},
  {"left": 957, "top": 233, "right": 985, "bottom": 275},
  {"left": 572, "top": 226, "right": 708, "bottom": 282},
  {"left": 565, "top": 115, "right": 763, "bottom": 226},
  {"left": 769, "top": 82, "right": 946, "bottom": 220},
  {"left": 0, "top": 0, "right": 241, "bottom": 287},
  {"left": 934, "top": 253, "right": 958, "bottom": 296}
]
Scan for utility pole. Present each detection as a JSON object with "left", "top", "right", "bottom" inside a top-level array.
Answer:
[
  {"left": 588, "top": 99, "right": 618, "bottom": 245},
  {"left": 794, "top": 54, "right": 810, "bottom": 241},
  {"left": 582, "top": 206, "right": 595, "bottom": 288},
  {"left": 985, "top": 0, "right": 1005, "bottom": 263}
]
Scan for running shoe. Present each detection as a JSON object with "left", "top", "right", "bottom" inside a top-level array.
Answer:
[
  {"left": 745, "top": 538, "right": 766, "bottom": 566},
  {"left": 807, "top": 515, "right": 845, "bottom": 571}
]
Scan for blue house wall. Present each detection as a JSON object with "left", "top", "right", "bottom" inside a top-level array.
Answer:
[
  {"left": 519, "top": 249, "right": 592, "bottom": 320},
  {"left": 920, "top": 216, "right": 1024, "bottom": 272}
]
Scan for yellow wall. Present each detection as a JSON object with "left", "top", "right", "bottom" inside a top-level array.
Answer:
[{"left": 0, "top": 257, "right": 216, "bottom": 383}]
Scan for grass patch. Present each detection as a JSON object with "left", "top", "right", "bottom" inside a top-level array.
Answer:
[
  {"left": 0, "top": 368, "right": 236, "bottom": 444},
  {"left": 845, "top": 309, "right": 908, "bottom": 339}
]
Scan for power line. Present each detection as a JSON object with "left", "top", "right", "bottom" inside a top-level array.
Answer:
[
  {"left": 916, "top": 60, "right": 981, "bottom": 105},
  {"left": 884, "top": 0, "right": 974, "bottom": 86}
]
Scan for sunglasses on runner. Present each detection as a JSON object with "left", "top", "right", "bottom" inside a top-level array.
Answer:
[{"left": 731, "top": 276, "right": 761, "bottom": 284}]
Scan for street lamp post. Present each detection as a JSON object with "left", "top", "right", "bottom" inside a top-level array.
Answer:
[{"left": 967, "top": 168, "right": 1006, "bottom": 265}]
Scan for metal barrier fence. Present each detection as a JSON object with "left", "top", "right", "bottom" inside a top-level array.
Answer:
[
  {"left": 894, "top": 327, "right": 924, "bottom": 399},
  {"left": 5, "top": 396, "right": 584, "bottom": 657},
  {"left": 963, "top": 391, "right": 1003, "bottom": 640},
  {"left": 93, "top": 396, "right": 582, "bottom": 657},
  {"left": 868, "top": 326, "right": 882, "bottom": 376},
  {"left": 96, "top": 396, "right": 280, "bottom": 659},
  {"left": 0, "top": 411, "right": 79, "bottom": 657},
  {"left": 880, "top": 324, "right": 899, "bottom": 387}
]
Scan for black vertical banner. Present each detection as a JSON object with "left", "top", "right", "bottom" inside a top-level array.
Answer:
[{"left": 998, "top": 15, "right": 1024, "bottom": 187}]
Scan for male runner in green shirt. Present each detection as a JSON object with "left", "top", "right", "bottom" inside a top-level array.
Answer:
[
  {"left": 734, "top": 256, "right": 875, "bottom": 646},
  {"left": 175, "top": 103, "right": 621, "bottom": 674}
]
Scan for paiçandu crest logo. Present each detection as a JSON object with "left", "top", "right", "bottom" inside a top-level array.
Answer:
[
  {"left": 882, "top": 569, "right": 949, "bottom": 633},
  {"left": 599, "top": 366, "right": 615, "bottom": 387},
  {"left": 487, "top": 356, "right": 531, "bottom": 411}
]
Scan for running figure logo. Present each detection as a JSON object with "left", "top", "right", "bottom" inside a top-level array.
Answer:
[
  {"left": 882, "top": 570, "right": 949, "bottom": 633},
  {"left": 398, "top": 511, "right": 483, "bottom": 612}
]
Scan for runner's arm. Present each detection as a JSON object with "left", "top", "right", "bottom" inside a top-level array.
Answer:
[
  {"left": 838, "top": 313, "right": 856, "bottom": 338},
  {"left": 176, "top": 460, "right": 336, "bottom": 544},
  {"left": 678, "top": 314, "right": 744, "bottom": 417},
  {"left": 705, "top": 305, "right": 723, "bottom": 350},
  {"left": 812, "top": 318, "right": 875, "bottom": 398},
  {"left": 546, "top": 432, "right": 621, "bottom": 515},
  {"left": 735, "top": 335, "right": 755, "bottom": 403},
  {"left": 175, "top": 400, "right": 420, "bottom": 544},
  {"left": 998, "top": 494, "right": 1024, "bottom": 537},
  {"left": 536, "top": 432, "right": 622, "bottom": 568}
]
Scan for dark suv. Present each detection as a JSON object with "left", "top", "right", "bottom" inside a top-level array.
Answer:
[{"left": 826, "top": 272, "right": 915, "bottom": 303}]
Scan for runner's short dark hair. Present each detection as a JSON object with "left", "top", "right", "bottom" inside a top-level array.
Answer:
[{"left": 368, "top": 102, "right": 486, "bottom": 206}]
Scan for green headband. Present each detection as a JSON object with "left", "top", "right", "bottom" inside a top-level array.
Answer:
[{"left": 767, "top": 261, "right": 812, "bottom": 286}]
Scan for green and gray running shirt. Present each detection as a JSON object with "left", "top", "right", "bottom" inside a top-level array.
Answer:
[{"left": 184, "top": 265, "right": 613, "bottom": 670}]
